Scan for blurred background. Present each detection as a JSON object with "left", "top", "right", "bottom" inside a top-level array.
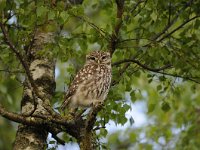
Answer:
[{"left": 1, "top": 0, "right": 200, "bottom": 149}]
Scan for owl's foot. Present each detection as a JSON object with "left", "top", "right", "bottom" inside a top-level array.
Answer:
[
  {"left": 75, "top": 109, "right": 87, "bottom": 119},
  {"left": 66, "top": 107, "right": 78, "bottom": 119},
  {"left": 92, "top": 100, "right": 104, "bottom": 108}
]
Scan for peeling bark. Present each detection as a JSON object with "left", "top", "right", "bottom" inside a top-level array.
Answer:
[
  {"left": 13, "top": 125, "right": 48, "bottom": 150},
  {"left": 13, "top": 32, "right": 56, "bottom": 150}
]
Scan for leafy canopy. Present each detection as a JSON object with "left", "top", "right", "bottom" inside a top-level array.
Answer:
[{"left": 0, "top": 0, "right": 200, "bottom": 149}]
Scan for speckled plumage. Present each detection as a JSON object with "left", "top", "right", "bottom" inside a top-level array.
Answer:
[{"left": 61, "top": 51, "right": 112, "bottom": 110}]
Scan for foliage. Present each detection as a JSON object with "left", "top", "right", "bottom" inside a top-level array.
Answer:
[{"left": 0, "top": 0, "right": 200, "bottom": 149}]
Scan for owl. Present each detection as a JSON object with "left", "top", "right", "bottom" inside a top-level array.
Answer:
[{"left": 61, "top": 51, "right": 112, "bottom": 110}]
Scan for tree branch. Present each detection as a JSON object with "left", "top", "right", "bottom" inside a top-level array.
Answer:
[
  {"left": 112, "top": 59, "right": 172, "bottom": 72},
  {"left": 109, "top": 0, "right": 125, "bottom": 55},
  {"left": 155, "top": 71, "right": 200, "bottom": 84},
  {"left": 157, "top": 15, "right": 200, "bottom": 42},
  {"left": 118, "top": 37, "right": 152, "bottom": 43},
  {"left": 0, "top": 103, "right": 84, "bottom": 139},
  {"left": 0, "top": 103, "right": 71, "bottom": 126},
  {"left": 51, "top": 134, "right": 65, "bottom": 145},
  {"left": 0, "top": 22, "right": 44, "bottom": 103},
  {"left": 112, "top": 58, "right": 200, "bottom": 84},
  {"left": 152, "top": 0, "right": 194, "bottom": 41},
  {"left": 0, "top": 104, "right": 42, "bottom": 125},
  {"left": 111, "top": 53, "right": 142, "bottom": 86},
  {"left": 0, "top": 69, "right": 24, "bottom": 74},
  {"left": 85, "top": 105, "right": 103, "bottom": 131},
  {"left": 0, "top": 21, "right": 56, "bottom": 115},
  {"left": 131, "top": 0, "right": 148, "bottom": 18},
  {"left": 71, "top": 14, "right": 109, "bottom": 41},
  {"left": 0, "top": 23, "right": 33, "bottom": 84}
]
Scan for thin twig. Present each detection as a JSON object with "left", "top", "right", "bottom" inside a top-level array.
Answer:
[
  {"left": 124, "top": 0, "right": 146, "bottom": 22},
  {"left": 112, "top": 59, "right": 172, "bottom": 72},
  {"left": 132, "top": 0, "right": 148, "bottom": 18},
  {"left": 155, "top": 71, "right": 200, "bottom": 84},
  {"left": 93, "top": 126, "right": 106, "bottom": 131},
  {"left": 152, "top": 0, "right": 194, "bottom": 41},
  {"left": 0, "top": 69, "right": 24, "bottom": 73},
  {"left": 118, "top": 37, "right": 152, "bottom": 43},
  {"left": 71, "top": 14, "right": 109, "bottom": 41},
  {"left": 52, "top": 134, "right": 65, "bottom": 145},
  {"left": 157, "top": 15, "right": 200, "bottom": 42}
]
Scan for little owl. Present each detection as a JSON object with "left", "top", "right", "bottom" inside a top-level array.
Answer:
[{"left": 61, "top": 51, "right": 112, "bottom": 110}]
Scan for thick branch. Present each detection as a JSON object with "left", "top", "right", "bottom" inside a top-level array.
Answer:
[
  {"left": 0, "top": 23, "right": 32, "bottom": 83},
  {"left": 0, "top": 23, "right": 45, "bottom": 103},
  {"left": 110, "top": 0, "right": 125, "bottom": 55},
  {"left": 85, "top": 105, "right": 103, "bottom": 131},
  {"left": 0, "top": 103, "right": 84, "bottom": 139},
  {"left": 78, "top": 105, "right": 103, "bottom": 150},
  {"left": 0, "top": 104, "right": 43, "bottom": 125},
  {"left": 0, "top": 104, "right": 72, "bottom": 127}
]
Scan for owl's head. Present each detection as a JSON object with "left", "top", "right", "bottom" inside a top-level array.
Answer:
[{"left": 86, "top": 51, "right": 111, "bottom": 65}]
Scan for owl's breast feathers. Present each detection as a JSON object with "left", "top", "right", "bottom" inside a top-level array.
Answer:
[{"left": 61, "top": 63, "right": 111, "bottom": 110}]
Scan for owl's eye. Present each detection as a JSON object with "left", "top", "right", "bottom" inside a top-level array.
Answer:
[
  {"left": 102, "top": 56, "right": 107, "bottom": 60},
  {"left": 89, "top": 57, "right": 96, "bottom": 60}
]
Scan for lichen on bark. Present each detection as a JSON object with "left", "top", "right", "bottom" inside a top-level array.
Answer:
[{"left": 13, "top": 32, "right": 56, "bottom": 150}]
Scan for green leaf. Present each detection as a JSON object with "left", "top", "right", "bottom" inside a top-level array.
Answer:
[
  {"left": 36, "top": 6, "right": 48, "bottom": 17},
  {"left": 157, "top": 85, "right": 162, "bottom": 91},
  {"left": 161, "top": 101, "right": 170, "bottom": 112},
  {"left": 49, "top": 140, "right": 56, "bottom": 144},
  {"left": 150, "top": 11, "right": 157, "bottom": 21},
  {"left": 48, "top": 11, "right": 56, "bottom": 20},
  {"left": 159, "top": 76, "right": 166, "bottom": 81},
  {"left": 129, "top": 132, "right": 136, "bottom": 142},
  {"left": 100, "top": 128, "right": 108, "bottom": 137},
  {"left": 60, "top": 11, "right": 69, "bottom": 22},
  {"left": 130, "top": 91, "right": 136, "bottom": 102},
  {"left": 0, "top": 0, "right": 6, "bottom": 11},
  {"left": 148, "top": 103, "right": 156, "bottom": 113}
]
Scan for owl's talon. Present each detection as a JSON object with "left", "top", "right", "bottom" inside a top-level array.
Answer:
[
  {"left": 70, "top": 112, "right": 76, "bottom": 116},
  {"left": 92, "top": 101, "right": 104, "bottom": 108}
]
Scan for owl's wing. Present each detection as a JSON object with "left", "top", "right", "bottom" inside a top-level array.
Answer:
[{"left": 61, "top": 64, "right": 97, "bottom": 110}]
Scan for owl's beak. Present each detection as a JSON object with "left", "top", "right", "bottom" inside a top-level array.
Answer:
[{"left": 97, "top": 60, "right": 100, "bottom": 64}]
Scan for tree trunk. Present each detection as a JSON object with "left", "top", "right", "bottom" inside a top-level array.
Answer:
[
  {"left": 13, "top": 32, "right": 56, "bottom": 150},
  {"left": 13, "top": 125, "right": 48, "bottom": 150},
  {"left": 79, "top": 131, "right": 93, "bottom": 150}
]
